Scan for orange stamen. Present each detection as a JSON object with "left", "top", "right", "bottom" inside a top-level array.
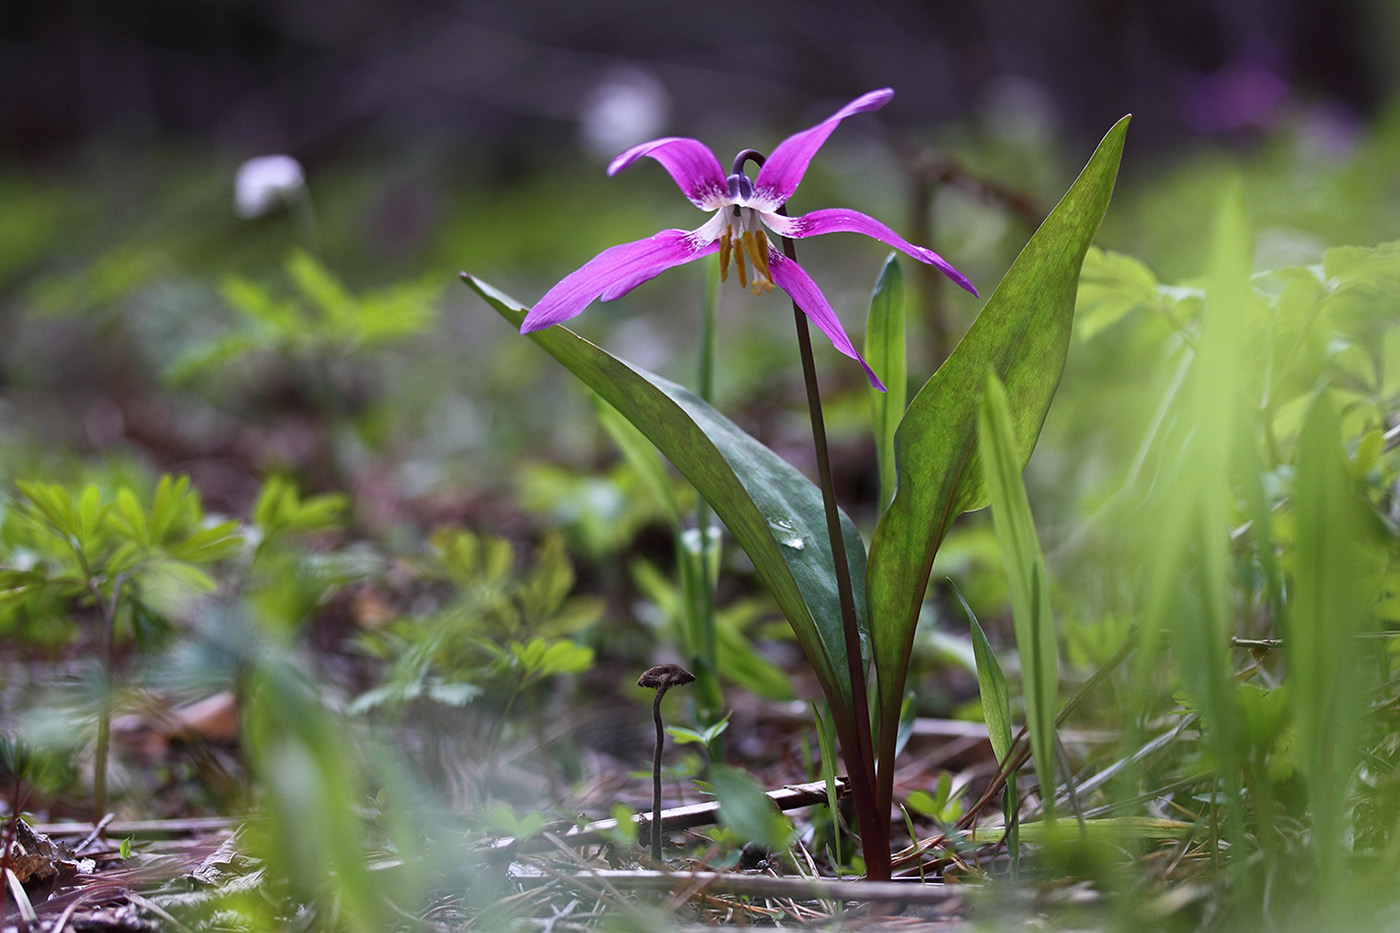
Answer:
[
  {"left": 741, "top": 231, "right": 773, "bottom": 293},
  {"left": 734, "top": 247, "right": 749, "bottom": 288}
]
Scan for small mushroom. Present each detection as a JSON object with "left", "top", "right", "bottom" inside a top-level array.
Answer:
[{"left": 638, "top": 664, "right": 695, "bottom": 862}]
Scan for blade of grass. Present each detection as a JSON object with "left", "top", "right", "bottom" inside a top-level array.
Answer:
[
  {"left": 978, "top": 369, "right": 1059, "bottom": 819},
  {"left": 865, "top": 255, "right": 906, "bottom": 514},
  {"left": 952, "top": 580, "right": 1021, "bottom": 872},
  {"left": 1288, "top": 391, "right": 1379, "bottom": 907}
]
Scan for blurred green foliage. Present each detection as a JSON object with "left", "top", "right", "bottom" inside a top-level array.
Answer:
[
  {"left": 168, "top": 249, "right": 440, "bottom": 384},
  {"left": 350, "top": 528, "right": 599, "bottom": 793}
]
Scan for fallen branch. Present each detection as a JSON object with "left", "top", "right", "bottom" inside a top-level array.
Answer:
[
  {"left": 485, "top": 778, "right": 847, "bottom": 859},
  {"left": 32, "top": 817, "right": 236, "bottom": 840},
  {"left": 507, "top": 863, "right": 968, "bottom": 907}
]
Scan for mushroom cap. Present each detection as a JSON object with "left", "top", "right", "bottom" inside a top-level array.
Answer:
[{"left": 638, "top": 663, "right": 696, "bottom": 689}]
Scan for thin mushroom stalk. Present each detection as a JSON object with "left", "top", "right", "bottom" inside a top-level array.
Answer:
[{"left": 638, "top": 664, "right": 695, "bottom": 862}]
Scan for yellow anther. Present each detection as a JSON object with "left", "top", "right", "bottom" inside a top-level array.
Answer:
[
  {"left": 718, "top": 233, "right": 732, "bottom": 283},
  {"left": 741, "top": 231, "right": 774, "bottom": 294},
  {"left": 742, "top": 231, "right": 771, "bottom": 276},
  {"left": 754, "top": 245, "right": 771, "bottom": 282}
]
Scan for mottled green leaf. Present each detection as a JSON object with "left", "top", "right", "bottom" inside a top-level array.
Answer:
[
  {"left": 866, "top": 116, "right": 1128, "bottom": 815},
  {"left": 467, "top": 276, "right": 867, "bottom": 742}
]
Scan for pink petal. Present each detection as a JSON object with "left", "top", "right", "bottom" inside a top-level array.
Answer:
[
  {"left": 768, "top": 251, "right": 886, "bottom": 391},
  {"left": 608, "top": 137, "right": 730, "bottom": 209},
  {"left": 522, "top": 230, "right": 717, "bottom": 333},
  {"left": 767, "top": 208, "right": 978, "bottom": 297},
  {"left": 751, "top": 89, "right": 894, "bottom": 210}
]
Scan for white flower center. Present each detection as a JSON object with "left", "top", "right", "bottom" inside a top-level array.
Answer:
[{"left": 717, "top": 204, "right": 775, "bottom": 295}]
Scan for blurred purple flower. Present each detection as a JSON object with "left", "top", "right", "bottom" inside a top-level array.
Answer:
[
  {"left": 1184, "top": 62, "right": 1290, "bottom": 135},
  {"left": 521, "top": 89, "right": 976, "bottom": 390}
]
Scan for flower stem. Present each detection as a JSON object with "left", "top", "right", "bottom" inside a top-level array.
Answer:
[
  {"left": 692, "top": 264, "right": 723, "bottom": 732},
  {"left": 732, "top": 146, "right": 888, "bottom": 879},
  {"left": 776, "top": 231, "right": 890, "bottom": 882}
]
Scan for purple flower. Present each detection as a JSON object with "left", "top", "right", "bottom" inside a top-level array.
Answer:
[{"left": 521, "top": 89, "right": 977, "bottom": 390}]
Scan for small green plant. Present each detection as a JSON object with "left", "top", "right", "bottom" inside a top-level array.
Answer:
[
  {"left": 906, "top": 773, "right": 966, "bottom": 825},
  {"left": 666, "top": 710, "right": 732, "bottom": 752},
  {"left": 239, "top": 655, "right": 427, "bottom": 933},
  {"left": 0, "top": 733, "right": 78, "bottom": 819},
  {"left": 1, "top": 475, "right": 242, "bottom": 822},
  {"left": 168, "top": 249, "right": 442, "bottom": 490},
  {"left": 249, "top": 474, "right": 348, "bottom": 552},
  {"left": 351, "top": 529, "right": 600, "bottom": 799},
  {"left": 170, "top": 249, "right": 439, "bottom": 381}
]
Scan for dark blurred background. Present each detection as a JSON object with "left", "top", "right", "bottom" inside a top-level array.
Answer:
[
  {"left": 4, "top": 0, "right": 1400, "bottom": 522},
  {"left": 5, "top": 0, "right": 1395, "bottom": 164}
]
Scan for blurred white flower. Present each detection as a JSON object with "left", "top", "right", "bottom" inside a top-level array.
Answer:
[
  {"left": 578, "top": 67, "right": 670, "bottom": 161},
  {"left": 234, "top": 154, "right": 306, "bottom": 218}
]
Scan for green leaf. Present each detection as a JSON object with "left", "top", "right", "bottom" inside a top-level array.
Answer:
[
  {"left": 966, "top": 816, "right": 1191, "bottom": 846},
  {"left": 1137, "top": 184, "right": 1252, "bottom": 866},
  {"left": 952, "top": 582, "right": 1013, "bottom": 766},
  {"left": 1286, "top": 392, "right": 1381, "bottom": 883},
  {"left": 166, "top": 332, "right": 263, "bottom": 385},
  {"left": 253, "top": 476, "right": 346, "bottom": 543},
  {"left": 667, "top": 712, "right": 731, "bottom": 747},
  {"left": 221, "top": 274, "right": 295, "bottom": 331},
  {"left": 708, "top": 765, "right": 794, "bottom": 851},
  {"left": 149, "top": 475, "right": 193, "bottom": 544},
  {"left": 287, "top": 249, "right": 355, "bottom": 330},
  {"left": 864, "top": 255, "right": 906, "bottom": 513},
  {"left": 17, "top": 481, "right": 78, "bottom": 542},
  {"left": 510, "top": 636, "right": 594, "bottom": 679},
  {"left": 979, "top": 370, "right": 1058, "bottom": 812},
  {"left": 810, "top": 699, "right": 842, "bottom": 817},
  {"left": 0, "top": 568, "right": 50, "bottom": 607},
  {"left": 906, "top": 773, "right": 963, "bottom": 822},
  {"left": 168, "top": 521, "right": 243, "bottom": 563},
  {"left": 112, "top": 488, "right": 149, "bottom": 547},
  {"left": 466, "top": 275, "right": 869, "bottom": 744},
  {"left": 353, "top": 282, "right": 440, "bottom": 345},
  {"left": 713, "top": 610, "right": 795, "bottom": 700},
  {"left": 253, "top": 475, "right": 293, "bottom": 533},
  {"left": 76, "top": 484, "right": 104, "bottom": 542},
  {"left": 1074, "top": 246, "right": 1161, "bottom": 339},
  {"left": 128, "top": 597, "right": 177, "bottom": 651},
  {"left": 866, "top": 116, "right": 1128, "bottom": 815}
]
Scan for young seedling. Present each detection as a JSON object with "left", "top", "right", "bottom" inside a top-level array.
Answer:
[{"left": 638, "top": 663, "right": 695, "bottom": 862}]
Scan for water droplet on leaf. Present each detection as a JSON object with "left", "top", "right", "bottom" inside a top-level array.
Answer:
[{"left": 766, "top": 517, "right": 805, "bottom": 550}]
